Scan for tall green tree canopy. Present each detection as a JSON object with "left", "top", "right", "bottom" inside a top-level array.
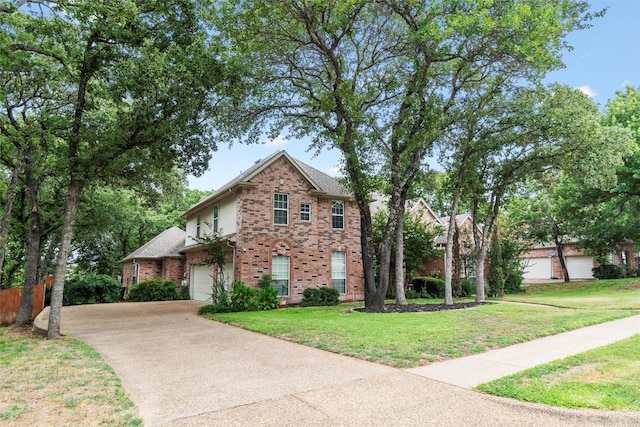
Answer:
[
  {"left": 1, "top": 0, "right": 228, "bottom": 336},
  {"left": 211, "top": 0, "right": 596, "bottom": 311}
]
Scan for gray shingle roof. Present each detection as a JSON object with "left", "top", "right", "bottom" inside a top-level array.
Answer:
[
  {"left": 181, "top": 150, "right": 351, "bottom": 218},
  {"left": 121, "top": 226, "right": 186, "bottom": 262}
]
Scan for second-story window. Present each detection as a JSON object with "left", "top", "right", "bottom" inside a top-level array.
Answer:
[
  {"left": 274, "top": 193, "right": 289, "bottom": 225},
  {"left": 300, "top": 202, "right": 311, "bottom": 222},
  {"left": 213, "top": 205, "right": 219, "bottom": 233},
  {"left": 196, "top": 213, "right": 201, "bottom": 238},
  {"left": 332, "top": 200, "right": 344, "bottom": 229}
]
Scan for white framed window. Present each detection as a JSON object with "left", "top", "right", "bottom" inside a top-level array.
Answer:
[
  {"left": 213, "top": 205, "right": 219, "bottom": 233},
  {"left": 274, "top": 193, "right": 289, "bottom": 225},
  {"left": 271, "top": 255, "right": 290, "bottom": 297},
  {"left": 332, "top": 251, "right": 346, "bottom": 294},
  {"left": 131, "top": 263, "right": 139, "bottom": 285},
  {"left": 332, "top": 200, "right": 344, "bottom": 229},
  {"left": 300, "top": 202, "right": 311, "bottom": 222},
  {"left": 196, "top": 213, "right": 201, "bottom": 238}
]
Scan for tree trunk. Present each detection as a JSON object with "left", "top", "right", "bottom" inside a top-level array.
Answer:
[
  {"left": 444, "top": 197, "right": 460, "bottom": 306},
  {"left": 15, "top": 162, "right": 42, "bottom": 326},
  {"left": 47, "top": 179, "right": 84, "bottom": 339},
  {"left": 0, "top": 154, "right": 24, "bottom": 288},
  {"left": 475, "top": 239, "right": 490, "bottom": 303},
  {"left": 395, "top": 211, "right": 407, "bottom": 305},
  {"left": 555, "top": 239, "right": 570, "bottom": 282}
]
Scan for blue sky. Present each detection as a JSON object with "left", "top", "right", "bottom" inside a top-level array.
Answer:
[{"left": 188, "top": 0, "right": 640, "bottom": 192}]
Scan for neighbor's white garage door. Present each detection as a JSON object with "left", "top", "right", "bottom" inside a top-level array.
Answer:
[
  {"left": 191, "top": 265, "right": 214, "bottom": 302},
  {"left": 566, "top": 256, "right": 594, "bottom": 279},
  {"left": 522, "top": 257, "right": 552, "bottom": 279}
]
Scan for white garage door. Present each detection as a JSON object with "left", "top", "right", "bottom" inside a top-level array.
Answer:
[
  {"left": 522, "top": 257, "right": 552, "bottom": 279},
  {"left": 566, "top": 256, "right": 594, "bottom": 279},
  {"left": 191, "top": 265, "right": 214, "bottom": 302}
]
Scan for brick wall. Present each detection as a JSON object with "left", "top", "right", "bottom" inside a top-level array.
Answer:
[{"left": 234, "top": 157, "right": 364, "bottom": 303}]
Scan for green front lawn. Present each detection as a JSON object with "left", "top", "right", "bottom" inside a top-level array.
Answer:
[
  {"left": 203, "top": 279, "right": 640, "bottom": 368},
  {"left": 477, "top": 334, "right": 640, "bottom": 411},
  {"left": 503, "top": 279, "right": 640, "bottom": 310}
]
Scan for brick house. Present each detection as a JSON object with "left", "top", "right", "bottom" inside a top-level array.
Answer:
[
  {"left": 121, "top": 150, "right": 364, "bottom": 304},
  {"left": 121, "top": 226, "right": 186, "bottom": 287}
]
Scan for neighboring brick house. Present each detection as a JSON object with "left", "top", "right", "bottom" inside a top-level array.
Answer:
[
  {"left": 370, "top": 196, "right": 482, "bottom": 283},
  {"left": 121, "top": 226, "right": 186, "bottom": 287},
  {"left": 121, "top": 150, "right": 364, "bottom": 304},
  {"left": 521, "top": 241, "right": 638, "bottom": 281}
]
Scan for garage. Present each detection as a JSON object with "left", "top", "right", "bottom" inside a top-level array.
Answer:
[
  {"left": 566, "top": 256, "right": 594, "bottom": 279},
  {"left": 190, "top": 264, "right": 214, "bottom": 302},
  {"left": 522, "top": 257, "right": 552, "bottom": 279}
]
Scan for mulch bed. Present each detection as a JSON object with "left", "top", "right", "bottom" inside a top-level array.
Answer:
[{"left": 354, "top": 302, "right": 490, "bottom": 313}]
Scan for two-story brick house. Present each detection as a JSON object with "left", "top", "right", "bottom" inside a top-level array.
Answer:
[{"left": 121, "top": 150, "right": 365, "bottom": 304}]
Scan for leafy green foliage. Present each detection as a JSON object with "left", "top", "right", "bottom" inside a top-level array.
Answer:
[
  {"left": 230, "top": 282, "right": 258, "bottom": 311},
  {"left": 300, "top": 287, "right": 340, "bottom": 307},
  {"left": 198, "top": 281, "right": 281, "bottom": 313},
  {"left": 411, "top": 277, "right": 447, "bottom": 298},
  {"left": 256, "top": 286, "right": 280, "bottom": 310},
  {"left": 62, "top": 274, "right": 122, "bottom": 306},
  {"left": 127, "top": 279, "right": 179, "bottom": 302},
  {"left": 592, "top": 264, "right": 624, "bottom": 280},
  {"left": 487, "top": 235, "right": 527, "bottom": 297}
]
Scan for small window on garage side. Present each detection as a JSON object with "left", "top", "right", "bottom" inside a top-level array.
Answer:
[
  {"left": 196, "top": 213, "right": 201, "bottom": 238},
  {"left": 300, "top": 202, "right": 311, "bottom": 222},
  {"left": 213, "top": 205, "right": 219, "bottom": 233},
  {"left": 132, "top": 263, "right": 139, "bottom": 285}
]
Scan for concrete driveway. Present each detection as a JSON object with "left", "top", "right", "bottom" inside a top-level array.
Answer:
[{"left": 44, "top": 301, "right": 640, "bottom": 426}]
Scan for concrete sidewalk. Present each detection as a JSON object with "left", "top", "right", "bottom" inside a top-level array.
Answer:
[{"left": 407, "top": 314, "right": 640, "bottom": 389}]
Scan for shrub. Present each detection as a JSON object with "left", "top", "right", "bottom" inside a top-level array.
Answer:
[
  {"left": 257, "top": 286, "right": 280, "bottom": 310},
  {"left": 198, "top": 281, "right": 282, "bottom": 314},
  {"left": 178, "top": 284, "right": 190, "bottom": 300},
  {"left": 405, "top": 289, "right": 419, "bottom": 299},
  {"left": 63, "top": 274, "right": 122, "bottom": 305},
  {"left": 198, "top": 303, "right": 235, "bottom": 314},
  {"left": 230, "top": 281, "right": 258, "bottom": 311},
  {"left": 459, "top": 279, "right": 474, "bottom": 297},
  {"left": 127, "top": 279, "right": 179, "bottom": 302},
  {"left": 411, "top": 277, "right": 446, "bottom": 298},
  {"left": 300, "top": 287, "right": 340, "bottom": 307},
  {"left": 592, "top": 264, "right": 623, "bottom": 280}
]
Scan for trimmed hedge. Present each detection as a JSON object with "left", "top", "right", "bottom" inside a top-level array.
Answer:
[
  {"left": 411, "top": 277, "right": 446, "bottom": 298},
  {"left": 127, "top": 279, "right": 179, "bottom": 302},
  {"left": 300, "top": 287, "right": 340, "bottom": 307},
  {"left": 63, "top": 274, "right": 122, "bottom": 305}
]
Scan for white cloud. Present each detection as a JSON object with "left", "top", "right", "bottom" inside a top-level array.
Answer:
[
  {"left": 327, "top": 163, "right": 344, "bottom": 177},
  {"left": 621, "top": 80, "right": 633, "bottom": 88},
  {"left": 262, "top": 135, "right": 289, "bottom": 147},
  {"left": 576, "top": 85, "right": 597, "bottom": 98}
]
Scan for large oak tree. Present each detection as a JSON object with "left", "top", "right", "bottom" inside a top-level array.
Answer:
[
  {"left": 212, "top": 0, "right": 596, "bottom": 310},
  {"left": 1, "top": 0, "right": 228, "bottom": 336}
]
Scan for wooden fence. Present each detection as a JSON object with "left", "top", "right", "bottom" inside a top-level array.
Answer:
[{"left": 0, "top": 285, "right": 45, "bottom": 326}]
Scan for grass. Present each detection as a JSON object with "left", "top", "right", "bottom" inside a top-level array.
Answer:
[
  {"left": 203, "top": 278, "right": 640, "bottom": 411},
  {"left": 0, "top": 327, "right": 142, "bottom": 426},
  {"left": 503, "top": 278, "right": 640, "bottom": 310},
  {"left": 477, "top": 334, "right": 640, "bottom": 411},
  {"left": 203, "top": 279, "right": 640, "bottom": 368}
]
